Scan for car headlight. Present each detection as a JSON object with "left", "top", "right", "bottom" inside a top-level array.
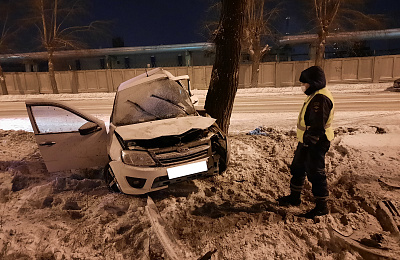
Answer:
[{"left": 121, "top": 150, "right": 156, "bottom": 166}]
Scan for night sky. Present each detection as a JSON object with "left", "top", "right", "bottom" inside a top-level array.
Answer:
[
  {"left": 90, "top": 0, "right": 400, "bottom": 49},
  {"left": 91, "top": 0, "right": 212, "bottom": 48},
  {"left": 1, "top": 0, "right": 400, "bottom": 50}
]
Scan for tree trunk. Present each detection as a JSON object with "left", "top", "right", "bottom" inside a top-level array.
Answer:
[
  {"left": 250, "top": 44, "right": 262, "bottom": 88},
  {"left": 315, "top": 28, "right": 327, "bottom": 67},
  {"left": 250, "top": 59, "right": 260, "bottom": 88},
  {"left": 48, "top": 50, "right": 59, "bottom": 94},
  {"left": 0, "top": 63, "right": 8, "bottom": 95},
  {"left": 204, "top": 0, "right": 245, "bottom": 134}
]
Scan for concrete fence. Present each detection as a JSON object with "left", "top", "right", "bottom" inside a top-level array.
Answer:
[{"left": 3, "top": 55, "right": 400, "bottom": 94}]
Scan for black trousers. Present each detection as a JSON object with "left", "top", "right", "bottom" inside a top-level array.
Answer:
[{"left": 289, "top": 137, "right": 330, "bottom": 200}]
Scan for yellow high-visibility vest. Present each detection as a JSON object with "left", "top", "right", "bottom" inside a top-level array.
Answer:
[{"left": 296, "top": 88, "right": 334, "bottom": 143}]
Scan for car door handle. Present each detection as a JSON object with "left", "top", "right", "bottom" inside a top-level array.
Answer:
[{"left": 39, "top": 141, "right": 56, "bottom": 146}]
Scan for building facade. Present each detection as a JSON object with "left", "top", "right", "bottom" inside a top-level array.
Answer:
[{"left": 0, "top": 42, "right": 215, "bottom": 72}]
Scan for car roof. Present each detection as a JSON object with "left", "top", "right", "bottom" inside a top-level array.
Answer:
[{"left": 117, "top": 68, "right": 189, "bottom": 92}]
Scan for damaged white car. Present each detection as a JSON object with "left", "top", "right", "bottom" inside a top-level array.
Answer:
[{"left": 25, "top": 68, "right": 230, "bottom": 195}]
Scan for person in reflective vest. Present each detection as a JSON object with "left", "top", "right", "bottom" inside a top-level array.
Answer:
[{"left": 278, "top": 66, "right": 334, "bottom": 219}]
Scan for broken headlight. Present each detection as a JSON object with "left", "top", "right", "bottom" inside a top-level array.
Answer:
[{"left": 121, "top": 150, "right": 156, "bottom": 166}]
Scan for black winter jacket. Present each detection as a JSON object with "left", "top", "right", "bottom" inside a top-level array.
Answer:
[{"left": 300, "top": 66, "right": 333, "bottom": 145}]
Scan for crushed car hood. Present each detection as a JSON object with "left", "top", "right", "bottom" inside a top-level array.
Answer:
[{"left": 115, "top": 116, "right": 216, "bottom": 140}]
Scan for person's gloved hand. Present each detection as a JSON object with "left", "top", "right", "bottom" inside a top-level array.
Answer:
[{"left": 303, "top": 132, "right": 319, "bottom": 146}]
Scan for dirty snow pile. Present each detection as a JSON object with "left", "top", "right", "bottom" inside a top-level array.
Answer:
[
  {"left": 1, "top": 119, "right": 400, "bottom": 259},
  {"left": 0, "top": 83, "right": 400, "bottom": 259}
]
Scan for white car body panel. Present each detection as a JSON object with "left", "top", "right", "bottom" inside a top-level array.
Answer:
[
  {"left": 117, "top": 68, "right": 197, "bottom": 105},
  {"left": 24, "top": 69, "right": 228, "bottom": 195},
  {"left": 117, "top": 68, "right": 163, "bottom": 91},
  {"left": 107, "top": 130, "right": 122, "bottom": 161},
  {"left": 108, "top": 160, "right": 167, "bottom": 194},
  {"left": 114, "top": 116, "right": 215, "bottom": 140},
  {"left": 109, "top": 157, "right": 214, "bottom": 195},
  {"left": 117, "top": 68, "right": 190, "bottom": 92},
  {"left": 26, "top": 99, "right": 108, "bottom": 172}
]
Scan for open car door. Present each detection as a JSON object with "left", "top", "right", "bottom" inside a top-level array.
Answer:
[{"left": 26, "top": 99, "right": 108, "bottom": 172}]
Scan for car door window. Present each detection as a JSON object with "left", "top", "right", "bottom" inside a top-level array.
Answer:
[{"left": 31, "top": 105, "right": 89, "bottom": 134}]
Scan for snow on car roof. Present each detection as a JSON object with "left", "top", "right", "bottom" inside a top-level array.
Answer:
[{"left": 117, "top": 68, "right": 189, "bottom": 92}]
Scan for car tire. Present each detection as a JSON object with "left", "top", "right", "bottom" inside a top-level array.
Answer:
[
  {"left": 104, "top": 163, "right": 121, "bottom": 193},
  {"left": 213, "top": 138, "right": 228, "bottom": 174}
]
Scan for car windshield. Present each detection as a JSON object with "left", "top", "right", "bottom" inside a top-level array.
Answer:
[{"left": 111, "top": 77, "right": 196, "bottom": 126}]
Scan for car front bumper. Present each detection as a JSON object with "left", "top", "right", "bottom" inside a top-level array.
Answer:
[{"left": 109, "top": 154, "right": 220, "bottom": 195}]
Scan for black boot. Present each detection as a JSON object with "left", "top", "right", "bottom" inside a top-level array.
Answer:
[
  {"left": 277, "top": 191, "right": 301, "bottom": 207},
  {"left": 301, "top": 199, "right": 329, "bottom": 219}
]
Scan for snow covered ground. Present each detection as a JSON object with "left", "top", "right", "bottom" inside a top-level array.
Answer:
[{"left": 0, "top": 82, "right": 399, "bottom": 259}]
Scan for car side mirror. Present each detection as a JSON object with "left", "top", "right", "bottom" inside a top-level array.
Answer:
[{"left": 79, "top": 121, "right": 101, "bottom": 135}]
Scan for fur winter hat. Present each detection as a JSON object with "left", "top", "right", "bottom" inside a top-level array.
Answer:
[{"left": 299, "top": 66, "right": 326, "bottom": 91}]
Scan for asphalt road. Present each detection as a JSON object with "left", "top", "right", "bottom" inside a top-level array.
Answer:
[
  {"left": 0, "top": 91, "right": 399, "bottom": 119},
  {"left": 0, "top": 90, "right": 399, "bottom": 132},
  {"left": 232, "top": 92, "right": 400, "bottom": 112}
]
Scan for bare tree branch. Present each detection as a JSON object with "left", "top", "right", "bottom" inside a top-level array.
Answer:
[
  {"left": 306, "top": 0, "right": 384, "bottom": 66},
  {"left": 23, "top": 0, "right": 109, "bottom": 94},
  {"left": 241, "top": 0, "right": 279, "bottom": 87}
]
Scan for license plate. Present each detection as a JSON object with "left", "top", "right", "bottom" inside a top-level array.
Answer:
[{"left": 167, "top": 160, "right": 208, "bottom": 179}]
